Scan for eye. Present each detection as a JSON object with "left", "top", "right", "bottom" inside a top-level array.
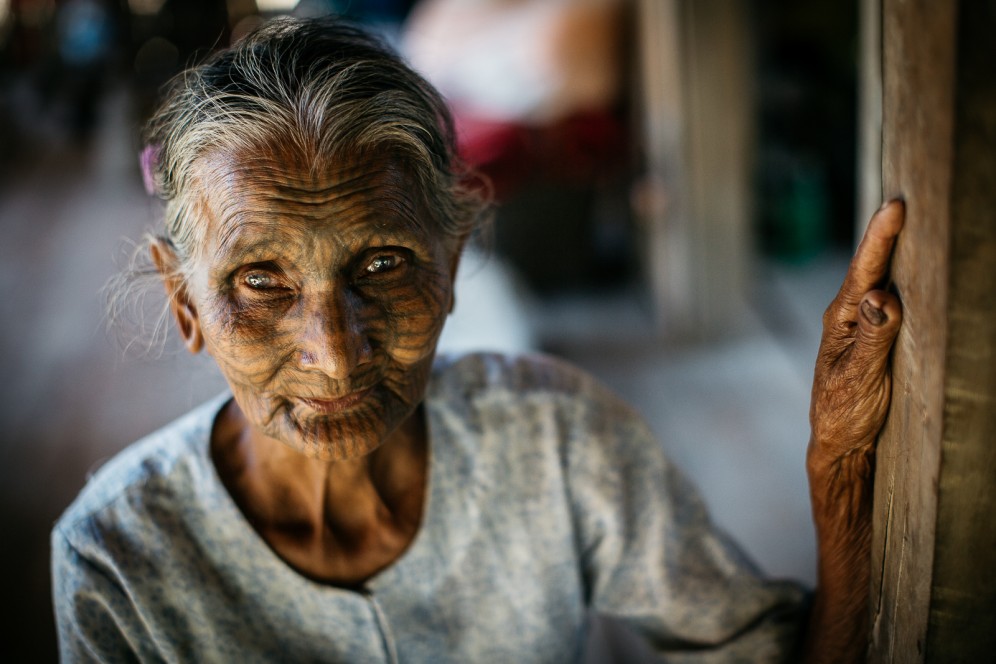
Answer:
[
  {"left": 242, "top": 271, "right": 282, "bottom": 290},
  {"left": 234, "top": 263, "right": 290, "bottom": 293},
  {"left": 364, "top": 252, "right": 405, "bottom": 275},
  {"left": 244, "top": 272, "right": 276, "bottom": 289}
]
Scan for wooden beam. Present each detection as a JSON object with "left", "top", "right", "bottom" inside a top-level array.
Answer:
[
  {"left": 924, "top": 0, "right": 996, "bottom": 658},
  {"left": 634, "top": 0, "right": 692, "bottom": 332},
  {"left": 635, "top": 0, "right": 753, "bottom": 338},
  {"left": 869, "top": 0, "right": 996, "bottom": 661}
]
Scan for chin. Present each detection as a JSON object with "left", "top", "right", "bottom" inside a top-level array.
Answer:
[
  {"left": 279, "top": 409, "right": 390, "bottom": 462},
  {"left": 291, "top": 439, "right": 381, "bottom": 462}
]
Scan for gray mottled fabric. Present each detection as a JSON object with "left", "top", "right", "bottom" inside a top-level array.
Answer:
[{"left": 53, "top": 352, "right": 807, "bottom": 663}]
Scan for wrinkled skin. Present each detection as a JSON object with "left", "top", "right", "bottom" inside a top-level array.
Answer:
[
  {"left": 811, "top": 200, "right": 904, "bottom": 466},
  {"left": 804, "top": 200, "right": 904, "bottom": 662},
  {"left": 156, "top": 148, "right": 458, "bottom": 462}
]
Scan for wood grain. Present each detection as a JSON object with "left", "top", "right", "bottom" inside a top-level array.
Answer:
[
  {"left": 870, "top": 0, "right": 955, "bottom": 661},
  {"left": 870, "top": 0, "right": 996, "bottom": 660},
  {"left": 926, "top": 0, "right": 996, "bottom": 659}
]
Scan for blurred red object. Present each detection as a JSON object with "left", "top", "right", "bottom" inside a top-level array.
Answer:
[
  {"left": 404, "top": 0, "right": 628, "bottom": 199},
  {"left": 455, "top": 107, "right": 626, "bottom": 200}
]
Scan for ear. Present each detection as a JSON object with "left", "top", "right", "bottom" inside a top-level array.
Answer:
[{"left": 149, "top": 238, "right": 204, "bottom": 354}]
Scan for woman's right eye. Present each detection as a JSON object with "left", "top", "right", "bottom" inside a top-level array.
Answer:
[
  {"left": 243, "top": 272, "right": 276, "bottom": 290},
  {"left": 238, "top": 265, "right": 293, "bottom": 293}
]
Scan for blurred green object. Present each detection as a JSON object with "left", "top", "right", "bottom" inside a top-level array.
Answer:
[{"left": 759, "top": 153, "right": 829, "bottom": 264}]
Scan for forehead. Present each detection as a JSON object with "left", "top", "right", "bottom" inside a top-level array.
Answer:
[{"left": 190, "top": 147, "right": 431, "bottom": 259}]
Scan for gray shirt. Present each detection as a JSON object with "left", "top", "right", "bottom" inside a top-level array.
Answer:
[{"left": 53, "top": 353, "right": 807, "bottom": 662}]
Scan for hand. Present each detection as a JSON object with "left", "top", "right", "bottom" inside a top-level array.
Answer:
[
  {"left": 801, "top": 200, "right": 904, "bottom": 663},
  {"left": 810, "top": 200, "right": 904, "bottom": 477}
]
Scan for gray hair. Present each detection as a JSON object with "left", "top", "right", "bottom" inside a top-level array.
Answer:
[{"left": 111, "top": 17, "right": 489, "bottom": 351}]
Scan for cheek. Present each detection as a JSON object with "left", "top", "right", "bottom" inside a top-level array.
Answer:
[
  {"left": 200, "top": 297, "right": 295, "bottom": 387},
  {"left": 381, "top": 270, "right": 452, "bottom": 364}
]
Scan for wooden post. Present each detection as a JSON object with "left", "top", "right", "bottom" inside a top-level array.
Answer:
[
  {"left": 634, "top": 0, "right": 693, "bottom": 333},
  {"left": 635, "top": 0, "right": 753, "bottom": 338},
  {"left": 869, "top": 1, "right": 996, "bottom": 661}
]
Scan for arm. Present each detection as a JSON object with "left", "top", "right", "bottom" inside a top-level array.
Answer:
[
  {"left": 563, "top": 370, "right": 808, "bottom": 660},
  {"left": 52, "top": 527, "right": 142, "bottom": 662},
  {"left": 803, "top": 200, "right": 904, "bottom": 662}
]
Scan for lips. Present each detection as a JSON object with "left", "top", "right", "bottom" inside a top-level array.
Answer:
[{"left": 297, "top": 386, "right": 374, "bottom": 414}]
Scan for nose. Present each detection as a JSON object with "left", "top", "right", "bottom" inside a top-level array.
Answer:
[{"left": 298, "top": 286, "right": 372, "bottom": 380}]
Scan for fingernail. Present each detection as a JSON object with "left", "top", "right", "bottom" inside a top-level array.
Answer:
[{"left": 861, "top": 299, "right": 887, "bottom": 326}]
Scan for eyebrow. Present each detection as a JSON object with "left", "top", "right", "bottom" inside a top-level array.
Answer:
[
  {"left": 213, "top": 214, "right": 430, "bottom": 267},
  {"left": 213, "top": 218, "right": 286, "bottom": 263}
]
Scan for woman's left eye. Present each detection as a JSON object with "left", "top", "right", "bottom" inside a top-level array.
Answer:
[{"left": 365, "top": 253, "right": 404, "bottom": 274}]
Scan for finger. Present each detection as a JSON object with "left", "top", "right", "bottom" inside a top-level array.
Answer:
[
  {"left": 834, "top": 200, "right": 905, "bottom": 320},
  {"left": 849, "top": 290, "right": 902, "bottom": 374}
]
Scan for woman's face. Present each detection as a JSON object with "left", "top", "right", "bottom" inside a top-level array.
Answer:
[{"left": 177, "top": 148, "right": 458, "bottom": 460}]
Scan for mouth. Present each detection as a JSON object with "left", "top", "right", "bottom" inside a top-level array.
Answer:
[{"left": 297, "top": 386, "right": 374, "bottom": 414}]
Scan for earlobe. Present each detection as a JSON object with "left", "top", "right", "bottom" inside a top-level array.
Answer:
[
  {"left": 173, "top": 299, "right": 204, "bottom": 354},
  {"left": 150, "top": 238, "right": 204, "bottom": 354}
]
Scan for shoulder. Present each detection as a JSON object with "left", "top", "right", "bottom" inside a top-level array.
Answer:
[
  {"left": 428, "top": 352, "right": 655, "bottom": 466},
  {"left": 54, "top": 393, "right": 230, "bottom": 545},
  {"left": 50, "top": 393, "right": 252, "bottom": 658},
  {"left": 430, "top": 351, "right": 635, "bottom": 416}
]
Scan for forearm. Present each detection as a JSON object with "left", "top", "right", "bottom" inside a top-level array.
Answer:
[
  {"left": 800, "top": 200, "right": 903, "bottom": 662},
  {"left": 802, "top": 439, "right": 875, "bottom": 663}
]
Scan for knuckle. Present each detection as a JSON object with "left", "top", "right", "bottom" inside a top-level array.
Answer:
[{"left": 822, "top": 300, "right": 838, "bottom": 328}]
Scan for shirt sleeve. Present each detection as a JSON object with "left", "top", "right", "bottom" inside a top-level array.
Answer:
[
  {"left": 51, "top": 527, "right": 146, "bottom": 663},
  {"left": 564, "top": 384, "right": 809, "bottom": 662}
]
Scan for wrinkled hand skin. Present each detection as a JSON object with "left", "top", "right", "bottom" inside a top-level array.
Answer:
[
  {"left": 810, "top": 200, "right": 904, "bottom": 486},
  {"left": 803, "top": 200, "right": 904, "bottom": 663}
]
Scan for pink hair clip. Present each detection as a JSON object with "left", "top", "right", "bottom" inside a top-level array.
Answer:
[{"left": 139, "top": 144, "right": 161, "bottom": 196}]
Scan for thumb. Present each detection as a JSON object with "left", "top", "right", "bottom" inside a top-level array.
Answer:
[{"left": 852, "top": 290, "right": 902, "bottom": 371}]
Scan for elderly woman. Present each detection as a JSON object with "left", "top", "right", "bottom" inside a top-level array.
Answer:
[{"left": 52, "top": 18, "right": 903, "bottom": 663}]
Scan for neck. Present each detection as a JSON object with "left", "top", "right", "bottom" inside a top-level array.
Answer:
[{"left": 211, "top": 400, "right": 428, "bottom": 584}]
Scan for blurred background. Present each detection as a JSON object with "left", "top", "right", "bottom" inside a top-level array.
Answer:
[{"left": 0, "top": 0, "right": 870, "bottom": 658}]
